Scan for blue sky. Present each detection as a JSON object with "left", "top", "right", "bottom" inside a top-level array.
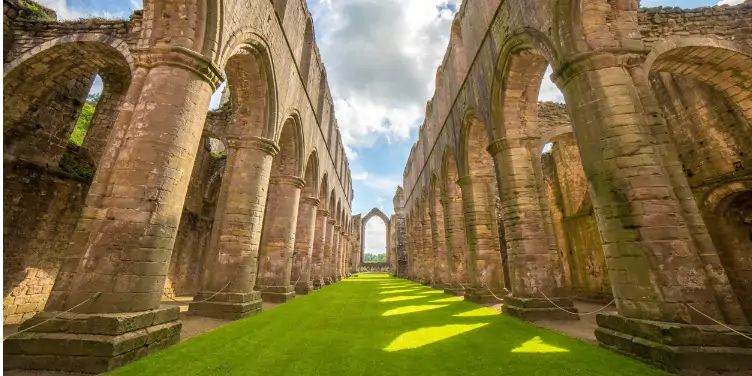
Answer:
[{"left": 38, "top": 0, "right": 734, "bottom": 254}]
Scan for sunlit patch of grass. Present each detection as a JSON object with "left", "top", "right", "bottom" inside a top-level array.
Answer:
[
  {"left": 383, "top": 304, "right": 448, "bottom": 316},
  {"left": 430, "top": 296, "right": 463, "bottom": 303},
  {"left": 453, "top": 308, "right": 500, "bottom": 317},
  {"left": 512, "top": 336, "right": 569, "bottom": 353},
  {"left": 384, "top": 323, "right": 489, "bottom": 352},
  {"left": 379, "top": 288, "right": 421, "bottom": 294},
  {"left": 415, "top": 290, "right": 444, "bottom": 295},
  {"left": 380, "top": 295, "right": 426, "bottom": 303}
]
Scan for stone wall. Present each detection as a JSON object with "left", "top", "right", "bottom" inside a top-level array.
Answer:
[
  {"left": 638, "top": 2, "right": 752, "bottom": 49},
  {"left": 360, "top": 263, "right": 390, "bottom": 273},
  {"left": 3, "top": 160, "right": 89, "bottom": 324}
]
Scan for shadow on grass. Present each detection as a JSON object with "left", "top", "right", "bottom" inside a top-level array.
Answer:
[{"left": 108, "top": 273, "right": 670, "bottom": 376}]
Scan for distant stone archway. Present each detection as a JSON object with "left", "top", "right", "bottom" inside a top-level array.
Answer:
[{"left": 360, "top": 208, "right": 391, "bottom": 269}]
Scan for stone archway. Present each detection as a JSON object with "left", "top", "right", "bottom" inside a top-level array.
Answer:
[{"left": 360, "top": 208, "right": 391, "bottom": 271}]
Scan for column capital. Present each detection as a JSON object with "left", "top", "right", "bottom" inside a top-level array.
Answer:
[
  {"left": 552, "top": 48, "right": 649, "bottom": 89},
  {"left": 457, "top": 174, "right": 496, "bottom": 187},
  {"left": 328, "top": 219, "right": 337, "bottom": 225},
  {"left": 133, "top": 46, "right": 225, "bottom": 90},
  {"left": 269, "top": 175, "right": 306, "bottom": 189},
  {"left": 225, "top": 135, "right": 280, "bottom": 156},
  {"left": 300, "top": 196, "right": 321, "bottom": 207},
  {"left": 487, "top": 136, "right": 540, "bottom": 156},
  {"left": 334, "top": 225, "right": 342, "bottom": 230},
  {"left": 317, "top": 209, "right": 330, "bottom": 217}
]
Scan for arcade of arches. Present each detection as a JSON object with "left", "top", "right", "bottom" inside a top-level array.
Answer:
[{"left": 2, "top": 0, "right": 751, "bottom": 375}]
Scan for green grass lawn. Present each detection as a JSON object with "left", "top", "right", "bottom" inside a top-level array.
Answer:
[{"left": 110, "top": 274, "right": 669, "bottom": 376}]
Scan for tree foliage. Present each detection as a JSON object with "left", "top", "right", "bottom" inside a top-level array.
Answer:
[
  {"left": 363, "top": 253, "right": 386, "bottom": 263},
  {"left": 69, "top": 102, "right": 95, "bottom": 146}
]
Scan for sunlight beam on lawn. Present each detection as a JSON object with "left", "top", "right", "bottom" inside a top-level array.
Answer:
[
  {"left": 384, "top": 323, "right": 489, "bottom": 352},
  {"left": 511, "top": 336, "right": 569, "bottom": 353},
  {"left": 453, "top": 308, "right": 499, "bottom": 317},
  {"left": 379, "top": 288, "right": 421, "bottom": 294},
  {"left": 382, "top": 304, "right": 449, "bottom": 316},
  {"left": 415, "top": 290, "right": 443, "bottom": 295},
  {"left": 430, "top": 297, "right": 463, "bottom": 303},
  {"left": 380, "top": 295, "right": 426, "bottom": 303}
]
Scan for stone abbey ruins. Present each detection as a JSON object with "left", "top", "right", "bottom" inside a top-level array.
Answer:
[{"left": 2, "top": 0, "right": 752, "bottom": 374}]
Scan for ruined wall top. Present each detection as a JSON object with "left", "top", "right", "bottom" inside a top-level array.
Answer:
[{"left": 638, "top": 1, "right": 752, "bottom": 48}]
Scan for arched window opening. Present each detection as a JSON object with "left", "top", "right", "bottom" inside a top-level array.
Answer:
[{"left": 363, "top": 218, "right": 388, "bottom": 264}]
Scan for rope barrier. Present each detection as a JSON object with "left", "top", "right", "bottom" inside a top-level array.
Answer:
[
  {"left": 3, "top": 292, "right": 102, "bottom": 341},
  {"left": 685, "top": 304, "right": 752, "bottom": 341},
  {"left": 162, "top": 280, "right": 232, "bottom": 304},
  {"left": 537, "top": 288, "right": 615, "bottom": 316}
]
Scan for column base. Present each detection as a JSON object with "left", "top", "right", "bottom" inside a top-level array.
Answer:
[
  {"left": 464, "top": 287, "right": 508, "bottom": 305},
  {"left": 4, "top": 307, "right": 181, "bottom": 374},
  {"left": 188, "top": 291, "right": 263, "bottom": 320},
  {"left": 595, "top": 313, "right": 752, "bottom": 375},
  {"left": 295, "top": 281, "right": 315, "bottom": 295},
  {"left": 431, "top": 282, "right": 448, "bottom": 290},
  {"left": 312, "top": 278, "right": 324, "bottom": 289},
  {"left": 503, "top": 296, "right": 580, "bottom": 321},
  {"left": 324, "top": 277, "right": 334, "bottom": 285},
  {"left": 443, "top": 285, "right": 466, "bottom": 296},
  {"left": 260, "top": 286, "right": 295, "bottom": 303}
]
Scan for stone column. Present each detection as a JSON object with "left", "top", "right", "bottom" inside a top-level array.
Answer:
[
  {"left": 256, "top": 175, "right": 304, "bottom": 303},
  {"left": 189, "top": 136, "right": 277, "bottom": 319},
  {"left": 430, "top": 206, "right": 448, "bottom": 290},
  {"left": 556, "top": 52, "right": 751, "bottom": 372},
  {"left": 332, "top": 228, "right": 342, "bottom": 281},
  {"left": 421, "top": 205, "right": 434, "bottom": 284},
  {"left": 441, "top": 196, "right": 469, "bottom": 296},
  {"left": 458, "top": 174, "right": 507, "bottom": 303},
  {"left": 323, "top": 219, "right": 336, "bottom": 284},
  {"left": 413, "top": 216, "right": 424, "bottom": 281},
  {"left": 489, "top": 139, "right": 579, "bottom": 320},
  {"left": 6, "top": 51, "right": 222, "bottom": 374},
  {"left": 311, "top": 209, "right": 329, "bottom": 289},
  {"left": 291, "top": 196, "right": 319, "bottom": 295}
]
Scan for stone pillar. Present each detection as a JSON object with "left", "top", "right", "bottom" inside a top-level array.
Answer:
[
  {"left": 430, "top": 205, "right": 448, "bottom": 290},
  {"left": 413, "top": 216, "right": 425, "bottom": 281},
  {"left": 189, "top": 136, "right": 277, "bottom": 319},
  {"left": 291, "top": 196, "right": 319, "bottom": 295},
  {"left": 458, "top": 175, "right": 507, "bottom": 303},
  {"left": 311, "top": 209, "right": 329, "bottom": 289},
  {"left": 441, "top": 196, "right": 469, "bottom": 296},
  {"left": 489, "top": 139, "right": 579, "bottom": 320},
  {"left": 421, "top": 204, "right": 434, "bottom": 284},
  {"left": 557, "top": 53, "right": 752, "bottom": 373},
  {"left": 256, "top": 175, "right": 304, "bottom": 303},
  {"left": 6, "top": 51, "right": 221, "bottom": 374},
  {"left": 323, "top": 219, "right": 336, "bottom": 284},
  {"left": 332, "top": 231, "right": 341, "bottom": 281}
]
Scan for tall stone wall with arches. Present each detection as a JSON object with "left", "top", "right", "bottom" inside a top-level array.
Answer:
[
  {"left": 3, "top": 0, "right": 355, "bottom": 372},
  {"left": 398, "top": 0, "right": 752, "bottom": 374}
]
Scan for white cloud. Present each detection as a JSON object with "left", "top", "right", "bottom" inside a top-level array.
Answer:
[
  {"left": 717, "top": 0, "right": 744, "bottom": 5},
  {"left": 539, "top": 66, "right": 565, "bottom": 103},
  {"left": 352, "top": 171, "right": 401, "bottom": 194},
  {"left": 36, "top": 0, "right": 131, "bottom": 20},
  {"left": 364, "top": 218, "right": 387, "bottom": 254},
  {"left": 311, "top": 0, "right": 462, "bottom": 150}
]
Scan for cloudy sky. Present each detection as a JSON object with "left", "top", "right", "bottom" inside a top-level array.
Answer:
[{"left": 37, "top": 0, "right": 740, "bottom": 255}]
